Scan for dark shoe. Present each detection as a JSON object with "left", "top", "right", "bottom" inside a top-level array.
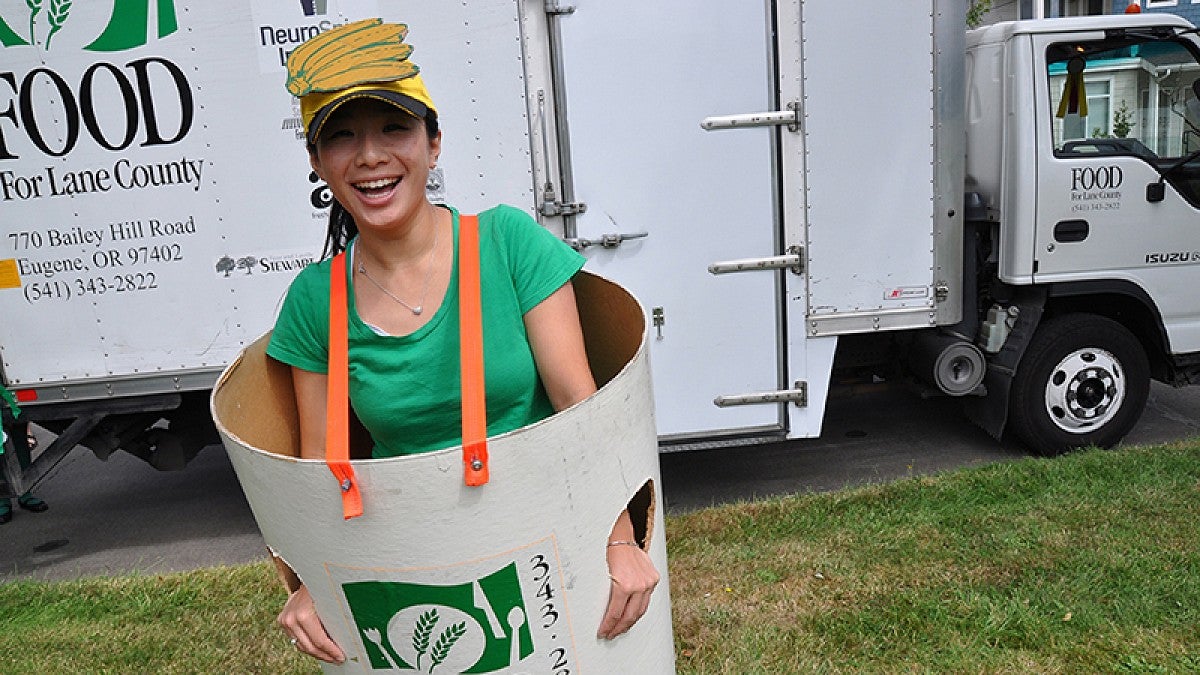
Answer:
[
  {"left": 0, "top": 500, "right": 10, "bottom": 524},
  {"left": 17, "top": 493, "right": 47, "bottom": 513}
]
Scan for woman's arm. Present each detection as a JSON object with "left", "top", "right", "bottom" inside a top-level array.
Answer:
[
  {"left": 276, "top": 366, "right": 345, "bottom": 664},
  {"left": 525, "top": 281, "right": 661, "bottom": 639},
  {"left": 524, "top": 281, "right": 597, "bottom": 410},
  {"left": 292, "top": 367, "right": 329, "bottom": 460},
  {"left": 599, "top": 509, "right": 660, "bottom": 639}
]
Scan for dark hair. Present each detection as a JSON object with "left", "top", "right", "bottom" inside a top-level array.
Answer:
[{"left": 315, "top": 113, "right": 440, "bottom": 259}]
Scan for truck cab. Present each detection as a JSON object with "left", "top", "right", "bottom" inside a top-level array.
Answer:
[{"left": 962, "top": 15, "right": 1200, "bottom": 452}]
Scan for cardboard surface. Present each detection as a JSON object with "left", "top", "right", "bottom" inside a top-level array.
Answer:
[{"left": 212, "top": 272, "right": 674, "bottom": 673}]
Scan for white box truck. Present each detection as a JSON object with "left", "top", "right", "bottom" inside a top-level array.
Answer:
[{"left": 5, "top": 0, "right": 1200, "bottom": 497}]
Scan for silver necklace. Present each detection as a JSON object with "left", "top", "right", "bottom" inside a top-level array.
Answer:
[{"left": 355, "top": 222, "right": 440, "bottom": 316}]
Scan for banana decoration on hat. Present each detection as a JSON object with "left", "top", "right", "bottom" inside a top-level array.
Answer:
[
  {"left": 286, "top": 18, "right": 416, "bottom": 97},
  {"left": 285, "top": 18, "right": 438, "bottom": 144}
]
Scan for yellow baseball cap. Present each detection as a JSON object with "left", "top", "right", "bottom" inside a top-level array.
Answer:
[{"left": 286, "top": 18, "right": 438, "bottom": 144}]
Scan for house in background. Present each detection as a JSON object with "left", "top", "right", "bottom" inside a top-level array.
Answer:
[
  {"left": 1046, "top": 36, "right": 1200, "bottom": 156},
  {"left": 1136, "top": 1, "right": 1200, "bottom": 24},
  {"left": 979, "top": 0, "right": 1200, "bottom": 22},
  {"left": 973, "top": 2, "right": 1200, "bottom": 191}
]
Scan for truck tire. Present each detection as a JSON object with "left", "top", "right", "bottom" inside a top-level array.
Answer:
[{"left": 1008, "top": 314, "right": 1150, "bottom": 456}]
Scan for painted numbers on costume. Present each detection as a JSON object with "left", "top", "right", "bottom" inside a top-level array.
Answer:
[{"left": 529, "top": 553, "right": 573, "bottom": 674}]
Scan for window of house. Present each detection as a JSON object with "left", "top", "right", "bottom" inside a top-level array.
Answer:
[
  {"left": 1056, "top": 78, "right": 1113, "bottom": 138},
  {"left": 1060, "top": 0, "right": 1106, "bottom": 14}
]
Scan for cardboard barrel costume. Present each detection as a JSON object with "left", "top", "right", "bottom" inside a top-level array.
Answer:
[{"left": 211, "top": 270, "right": 674, "bottom": 674}]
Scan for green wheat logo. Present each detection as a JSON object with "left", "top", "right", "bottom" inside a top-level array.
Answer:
[
  {"left": 0, "top": 0, "right": 179, "bottom": 51},
  {"left": 4, "top": 0, "right": 71, "bottom": 49},
  {"left": 44, "top": 0, "right": 70, "bottom": 49},
  {"left": 24, "top": 0, "right": 41, "bottom": 45},
  {"left": 428, "top": 622, "right": 468, "bottom": 673},
  {"left": 411, "top": 609, "right": 438, "bottom": 670},
  {"left": 342, "top": 561, "right": 534, "bottom": 672}
]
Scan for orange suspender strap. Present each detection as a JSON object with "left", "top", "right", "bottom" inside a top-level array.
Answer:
[
  {"left": 459, "top": 215, "right": 489, "bottom": 486},
  {"left": 326, "top": 252, "right": 363, "bottom": 520},
  {"left": 324, "top": 214, "right": 486, "bottom": 519}
]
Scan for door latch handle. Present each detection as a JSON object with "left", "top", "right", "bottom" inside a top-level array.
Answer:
[
  {"left": 564, "top": 213, "right": 648, "bottom": 251},
  {"left": 1053, "top": 219, "right": 1089, "bottom": 243},
  {"left": 564, "top": 230, "right": 648, "bottom": 251}
]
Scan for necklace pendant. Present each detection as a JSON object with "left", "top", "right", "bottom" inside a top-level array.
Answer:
[{"left": 411, "top": 306, "right": 423, "bottom": 315}]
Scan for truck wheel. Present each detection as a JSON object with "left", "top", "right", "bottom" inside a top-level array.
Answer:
[{"left": 1008, "top": 314, "right": 1150, "bottom": 456}]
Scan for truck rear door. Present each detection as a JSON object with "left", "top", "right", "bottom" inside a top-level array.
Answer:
[
  {"left": 546, "top": 1, "right": 800, "bottom": 442},
  {"left": 524, "top": 0, "right": 963, "bottom": 442}
]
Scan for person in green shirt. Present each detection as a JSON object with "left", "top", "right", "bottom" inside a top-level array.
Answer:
[
  {"left": 0, "top": 424, "right": 48, "bottom": 524},
  {"left": 271, "top": 19, "right": 660, "bottom": 665}
]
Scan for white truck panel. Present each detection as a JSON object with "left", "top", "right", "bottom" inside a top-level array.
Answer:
[
  {"left": 999, "top": 33, "right": 1041, "bottom": 284},
  {"left": 800, "top": 0, "right": 942, "bottom": 334},
  {"left": 778, "top": 0, "right": 832, "bottom": 439},
  {"left": 0, "top": 0, "right": 540, "bottom": 399},
  {"left": 0, "top": 2, "right": 323, "bottom": 392},
  {"left": 554, "top": 0, "right": 785, "bottom": 438},
  {"left": 965, "top": 34, "right": 1005, "bottom": 210}
]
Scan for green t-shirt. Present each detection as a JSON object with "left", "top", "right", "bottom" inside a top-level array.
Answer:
[{"left": 266, "top": 205, "right": 586, "bottom": 458}]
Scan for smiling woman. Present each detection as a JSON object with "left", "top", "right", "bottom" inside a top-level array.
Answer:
[
  {"left": 260, "top": 18, "right": 661, "bottom": 666},
  {"left": 309, "top": 99, "right": 442, "bottom": 265}
]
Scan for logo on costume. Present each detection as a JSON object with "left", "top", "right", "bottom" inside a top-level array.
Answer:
[
  {"left": 342, "top": 562, "right": 535, "bottom": 673},
  {"left": 329, "top": 537, "right": 578, "bottom": 673}
]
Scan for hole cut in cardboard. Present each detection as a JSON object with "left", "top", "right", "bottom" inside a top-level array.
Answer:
[
  {"left": 212, "top": 271, "right": 645, "bottom": 459},
  {"left": 619, "top": 479, "right": 656, "bottom": 550}
]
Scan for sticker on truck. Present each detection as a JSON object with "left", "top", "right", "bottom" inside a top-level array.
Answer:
[
  {"left": 0, "top": 259, "right": 19, "bottom": 289},
  {"left": 213, "top": 250, "right": 316, "bottom": 278}
]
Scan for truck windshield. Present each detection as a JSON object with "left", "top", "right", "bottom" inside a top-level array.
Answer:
[{"left": 1048, "top": 36, "right": 1200, "bottom": 163}]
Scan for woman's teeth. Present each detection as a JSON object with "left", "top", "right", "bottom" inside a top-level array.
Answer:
[{"left": 355, "top": 178, "right": 400, "bottom": 192}]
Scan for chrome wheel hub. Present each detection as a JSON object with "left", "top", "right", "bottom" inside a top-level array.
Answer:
[{"left": 1044, "top": 347, "right": 1125, "bottom": 434}]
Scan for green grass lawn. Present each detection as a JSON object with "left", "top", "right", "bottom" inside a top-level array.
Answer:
[{"left": 3, "top": 442, "right": 1198, "bottom": 673}]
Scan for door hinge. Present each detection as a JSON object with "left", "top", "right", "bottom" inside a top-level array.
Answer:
[
  {"left": 714, "top": 382, "right": 808, "bottom": 408},
  {"left": 709, "top": 245, "right": 804, "bottom": 276},
  {"left": 700, "top": 101, "right": 801, "bottom": 132},
  {"left": 545, "top": 2, "right": 576, "bottom": 16}
]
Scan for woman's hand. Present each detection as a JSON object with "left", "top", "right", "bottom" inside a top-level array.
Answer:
[
  {"left": 598, "top": 541, "right": 660, "bottom": 639},
  {"left": 278, "top": 584, "right": 346, "bottom": 664}
]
